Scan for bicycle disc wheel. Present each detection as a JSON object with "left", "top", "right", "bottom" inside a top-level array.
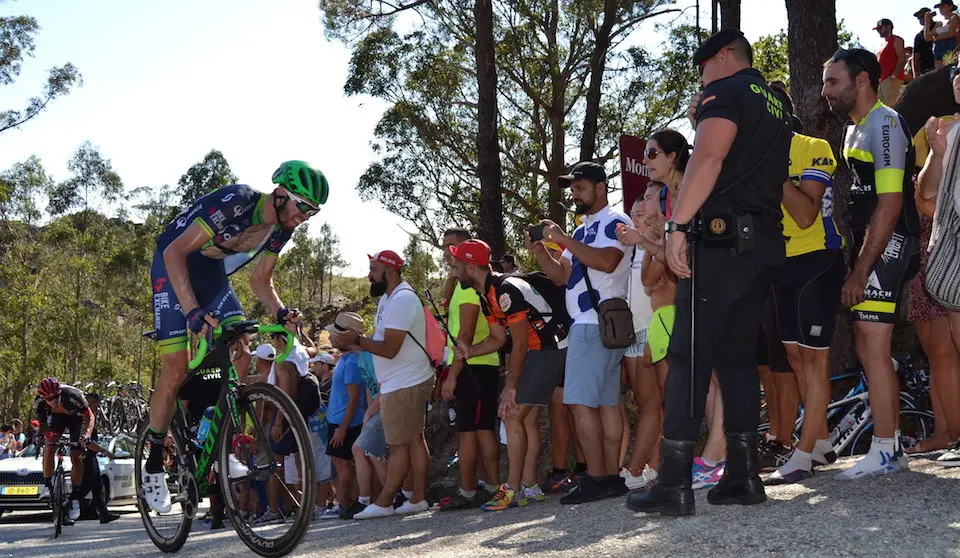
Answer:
[
  {"left": 52, "top": 471, "right": 63, "bottom": 538},
  {"left": 219, "top": 382, "right": 315, "bottom": 558},
  {"left": 135, "top": 421, "right": 194, "bottom": 553},
  {"left": 848, "top": 409, "right": 936, "bottom": 456}
]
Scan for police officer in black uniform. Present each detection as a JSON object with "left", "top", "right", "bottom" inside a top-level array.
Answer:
[{"left": 627, "top": 29, "right": 791, "bottom": 516}]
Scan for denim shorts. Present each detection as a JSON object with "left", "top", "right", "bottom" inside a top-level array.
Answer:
[
  {"left": 353, "top": 411, "right": 388, "bottom": 458},
  {"left": 562, "top": 323, "right": 627, "bottom": 408}
]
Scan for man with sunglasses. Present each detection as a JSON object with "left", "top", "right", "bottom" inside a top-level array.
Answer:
[
  {"left": 34, "top": 377, "right": 95, "bottom": 524},
  {"left": 628, "top": 29, "right": 791, "bottom": 517},
  {"left": 141, "top": 160, "right": 329, "bottom": 513},
  {"left": 822, "top": 49, "right": 919, "bottom": 480}
]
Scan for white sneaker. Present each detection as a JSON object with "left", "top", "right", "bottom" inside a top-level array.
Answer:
[
  {"left": 353, "top": 503, "right": 395, "bottom": 520},
  {"left": 937, "top": 444, "right": 960, "bottom": 467},
  {"left": 141, "top": 469, "right": 172, "bottom": 513},
  {"left": 68, "top": 499, "right": 80, "bottom": 521},
  {"left": 620, "top": 467, "right": 653, "bottom": 490},
  {"left": 395, "top": 499, "right": 429, "bottom": 515},
  {"left": 835, "top": 446, "right": 908, "bottom": 480}
]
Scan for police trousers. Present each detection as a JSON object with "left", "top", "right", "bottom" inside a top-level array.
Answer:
[{"left": 662, "top": 233, "right": 785, "bottom": 441}]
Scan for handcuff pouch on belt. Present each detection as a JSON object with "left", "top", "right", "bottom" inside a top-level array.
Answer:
[{"left": 699, "top": 210, "right": 755, "bottom": 254}]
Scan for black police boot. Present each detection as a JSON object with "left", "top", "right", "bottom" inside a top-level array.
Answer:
[
  {"left": 707, "top": 432, "right": 767, "bottom": 506},
  {"left": 625, "top": 438, "right": 695, "bottom": 516}
]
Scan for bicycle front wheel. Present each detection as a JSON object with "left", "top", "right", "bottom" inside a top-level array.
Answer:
[
  {"left": 219, "top": 382, "right": 316, "bottom": 558},
  {"left": 52, "top": 470, "right": 64, "bottom": 538},
  {"left": 134, "top": 420, "right": 195, "bottom": 553},
  {"left": 848, "top": 408, "right": 936, "bottom": 456}
]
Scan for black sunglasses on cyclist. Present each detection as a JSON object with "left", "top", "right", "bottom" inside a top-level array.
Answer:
[
  {"left": 285, "top": 192, "right": 320, "bottom": 217},
  {"left": 645, "top": 147, "right": 664, "bottom": 160}
]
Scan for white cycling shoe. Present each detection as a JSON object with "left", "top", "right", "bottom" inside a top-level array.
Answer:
[
  {"left": 141, "top": 468, "right": 173, "bottom": 513},
  {"left": 68, "top": 499, "right": 81, "bottom": 521}
]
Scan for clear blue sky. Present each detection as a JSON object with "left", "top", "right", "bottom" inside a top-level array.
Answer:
[{"left": 0, "top": 0, "right": 928, "bottom": 276}]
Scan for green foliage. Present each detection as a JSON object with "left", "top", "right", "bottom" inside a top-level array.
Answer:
[
  {"left": 755, "top": 19, "right": 857, "bottom": 88},
  {"left": 176, "top": 150, "right": 238, "bottom": 205},
  {"left": 401, "top": 235, "right": 442, "bottom": 298},
  {"left": 0, "top": 6, "right": 82, "bottom": 133}
]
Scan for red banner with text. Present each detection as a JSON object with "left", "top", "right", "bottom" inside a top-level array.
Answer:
[{"left": 619, "top": 134, "right": 649, "bottom": 214}]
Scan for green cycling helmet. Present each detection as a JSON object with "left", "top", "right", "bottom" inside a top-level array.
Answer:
[{"left": 271, "top": 161, "right": 329, "bottom": 207}]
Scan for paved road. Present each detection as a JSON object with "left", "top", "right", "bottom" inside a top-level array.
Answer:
[{"left": 1, "top": 455, "right": 959, "bottom": 557}]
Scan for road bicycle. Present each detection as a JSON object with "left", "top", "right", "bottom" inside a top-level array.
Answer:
[
  {"left": 760, "top": 359, "right": 935, "bottom": 456},
  {"left": 34, "top": 437, "right": 72, "bottom": 538},
  {"left": 135, "top": 321, "right": 315, "bottom": 557}
]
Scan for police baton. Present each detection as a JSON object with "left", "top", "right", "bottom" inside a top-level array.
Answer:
[{"left": 688, "top": 222, "right": 699, "bottom": 419}]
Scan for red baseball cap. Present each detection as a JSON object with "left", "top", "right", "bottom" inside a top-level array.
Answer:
[
  {"left": 450, "top": 239, "right": 491, "bottom": 266},
  {"left": 368, "top": 250, "right": 404, "bottom": 269}
]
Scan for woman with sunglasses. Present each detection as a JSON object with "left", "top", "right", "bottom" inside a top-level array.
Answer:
[{"left": 618, "top": 130, "right": 728, "bottom": 490}]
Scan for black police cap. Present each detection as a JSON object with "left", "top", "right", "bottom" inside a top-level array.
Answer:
[
  {"left": 558, "top": 161, "right": 607, "bottom": 187},
  {"left": 693, "top": 29, "right": 747, "bottom": 67}
]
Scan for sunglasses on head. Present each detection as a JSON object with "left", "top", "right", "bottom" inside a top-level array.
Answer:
[
  {"left": 285, "top": 191, "right": 320, "bottom": 217},
  {"left": 645, "top": 147, "right": 664, "bottom": 160}
]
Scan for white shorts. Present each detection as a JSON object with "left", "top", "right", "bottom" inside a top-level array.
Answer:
[
  {"left": 284, "top": 432, "right": 333, "bottom": 484},
  {"left": 624, "top": 327, "right": 649, "bottom": 358}
]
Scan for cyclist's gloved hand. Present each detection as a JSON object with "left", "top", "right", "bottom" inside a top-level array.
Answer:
[
  {"left": 276, "top": 307, "right": 301, "bottom": 325},
  {"left": 185, "top": 307, "right": 211, "bottom": 335}
]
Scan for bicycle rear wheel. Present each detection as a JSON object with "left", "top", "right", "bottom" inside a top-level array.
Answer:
[
  {"left": 52, "top": 470, "right": 64, "bottom": 538},
  {"left": 135, "top": 419, "right": 195, "bottom": 553},
  {"left": 219, "top": 382, "right": 315, "bottom": 558}
]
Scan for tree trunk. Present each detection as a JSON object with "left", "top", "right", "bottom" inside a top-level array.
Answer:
[
  {"left": 718, "top": 0, "right": 740, "bottom": 30},
  {"left": 547, "top": 0, "right": 568, "bottom": 230},
  {"left": 894, "top": 66, "right": 960, "bottom": 135},
  {"left": 786, "top": 0, "right": 840, "bottom": 141},
  {"left": 579, "top": 0, "right": 618, "bottom": 163},
  {"left": 474, "top": 0, "right": 506, "bottom": 257}
]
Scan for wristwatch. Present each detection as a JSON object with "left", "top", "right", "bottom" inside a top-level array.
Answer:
[{"left": 664, "top": 221, "right": 691, "bottom": 234}]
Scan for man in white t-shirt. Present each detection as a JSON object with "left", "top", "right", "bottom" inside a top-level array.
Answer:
[
  {"left": 532, "top": 161, "right": 632, "bottom": 505},
  {"left": 332, "top": 250, "right": 435, "bottom": 520}
]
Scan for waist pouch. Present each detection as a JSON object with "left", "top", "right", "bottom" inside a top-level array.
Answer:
[
  {"left": 699, "top": 211, "right": 779, "bottom": 254},
  {"left": 581, "top": 263, "right": 635, "bottom": 349}
]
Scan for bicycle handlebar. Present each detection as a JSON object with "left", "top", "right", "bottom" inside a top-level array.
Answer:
[{"left": 189, "top": 322, "right": 295, "bottom": 370}]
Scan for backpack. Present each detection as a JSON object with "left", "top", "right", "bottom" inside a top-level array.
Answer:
[
  {"left": 396, "top": 287, "right": 447, "bottom": 369},
  {"left": 501, "top": 271, "right": 571, "bottom": 343}
]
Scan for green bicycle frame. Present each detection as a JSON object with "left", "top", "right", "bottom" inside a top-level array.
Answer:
[{"left": 184, "top": 323, "right": 295, "bottom": 494}]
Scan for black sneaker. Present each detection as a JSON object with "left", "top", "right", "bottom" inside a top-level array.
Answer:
[
  {"left": 99, "top": 512, "right": 120, "bottom": 524},
  {"left": 392, "top": 492, "right": 408, "bottom": 509},
  {"left": 339, "top": 502, "right": 367, "bottom": 520},
  {"left": 758, "top": 441, "right": 793, "bottom": 472},
  {"left": 602, "top": 476, "right": 629, "bottom": 498},
  {"left": 440, "top": 493, "right": 478, "bottom": 511},
  {"left": 560, "top": 475, "right": 606, "bottom": 505}
]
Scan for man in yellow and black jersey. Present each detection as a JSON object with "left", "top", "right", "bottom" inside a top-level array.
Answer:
[
  {"left": 822, "top": 48, "right": 920, "bottom": 481},
  {"left": 765, "top": 129, "right": 846, "bottom": 485}
]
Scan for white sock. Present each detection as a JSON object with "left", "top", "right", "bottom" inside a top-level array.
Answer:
[
  {"left": 814, "top": 439, "right": 834, "bottom": 455},
  {"left": 836, "top": 437, "right": 896, "bottom": 479},
  {"left": 402, "top": 489, "right": 413, "bottom": 499},
  {"left": 701, "top": 457, "right": 719, "bottom": 467},
  {"left": 873, "top": 436, "right": 896, "bottom": 455},
  {"left": 459, "top": 488, "right": 476, "bottom": 499},
  {"left": 781, "top": 449, "right": 813, "bottom": 473},
  {"left": 765, "top": 433, "right": 777, "bottom": 443},
  {"left": 358, "top": 496, "right": 371, "bottom": 505}
]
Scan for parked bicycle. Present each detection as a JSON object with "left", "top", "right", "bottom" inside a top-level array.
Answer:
[
  {"left": 135, "top": 321, "right": 315, "bottom": 557},
  {"left": 760, "top": 357, "right": 935, "bottom": 456}
]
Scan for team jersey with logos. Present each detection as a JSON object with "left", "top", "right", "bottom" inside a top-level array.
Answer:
[
  {"left": 156, "top": 184, "right": 293, "bottom": 275},
  {"left": 781, "top": 134, "right": 844, "bottom": 257},
  {"left": 481, "top": 274, "right": 560, "bottom": 351},
  {"left": 842, "top": 101, "right": 919, "bottom": 236},
  {"left": 34, "top": 384, "right": 91, "bottom": 423}
]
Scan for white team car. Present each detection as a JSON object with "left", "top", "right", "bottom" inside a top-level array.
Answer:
[{"left": 0, "top": 435, "right": 137, "bottom": 516}]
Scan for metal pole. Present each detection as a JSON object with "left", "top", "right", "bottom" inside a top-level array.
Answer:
[
  {"left": 712, "top": 0, "right": 719, "bottom": 34},
  {"left": 696, "top": 0, "right": 701, "bottom": 47}
]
